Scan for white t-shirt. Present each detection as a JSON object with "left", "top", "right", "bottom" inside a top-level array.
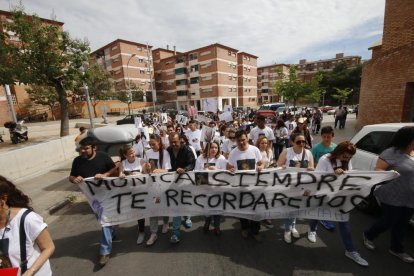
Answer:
[
  {"left": 260, "top": 149, "right": 274, "bottom": 168},
  {"left": 143, "top": 149, "right": 172, "bottom": 170},
  {"left": 248, "top": 126, "right": 275, "bottom": 144},
  {"left": 228, "top": 145, "right": 262, "bottom": 171},
  {"left": 285, "top": 147, "right": 312, "bottom": 168},
  {"left": 161, "top": 135, "right": 170, "bottom": 148},
  {"left": 121, "top": 158, "right": 142, "bottom": 173},
  {"left": 0, "top": 209, "right": 52, "bottom": 276},
  {"left": 185, "top": 129, "right": 202, "bottom": 151},
  {"left": 133, "top": 141, "right": 149, "bottom": 158},
  {"left": 217, "top": 136, "right": 227, "bottom": 152},
  {"left": 222, "top": 139, "right": 237, "bottom": 154},
  {"left": 195, "top": 155, "right": 227, "bottom": 170},
  {"left": 285, "top": 121, "right": 297, "bottom": 136},
  {"left": 316, "top": 154, "right": 353, "bottom": 172}
]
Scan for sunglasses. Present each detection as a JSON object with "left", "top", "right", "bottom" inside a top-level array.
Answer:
[{"left": 295, "top": 140, "right": 306, "bottom": 145}]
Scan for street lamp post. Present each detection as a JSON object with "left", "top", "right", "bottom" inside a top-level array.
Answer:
[
  {"left": 126, "top": 53, "right": 136, "bottom": 115},
  {"left": 322, "top": 90, "right": 327, "bottom": 106},
  {"left": 146, "top": 43, "right": 156, "bottom": 112}
]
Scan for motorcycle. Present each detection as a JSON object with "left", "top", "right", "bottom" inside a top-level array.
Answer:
[{"left": 4, "top": 120, "right": 29, "bottom": 144}]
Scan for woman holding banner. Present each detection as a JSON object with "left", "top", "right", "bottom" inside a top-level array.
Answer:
[
  {"left": 142, "top": 134, "right": 172, "bottom": 246},
  {"left": 310, "top": 141, "right": 368, "bottom": 266},
  {"left": 195, "top": 140, "right": 227, "bottom": 235},
  {"left": 363, "top": 126, "right": 414, "bottom": 263},
  {"left": 277, "top": 133, "right": 314, "bottom": 244}
]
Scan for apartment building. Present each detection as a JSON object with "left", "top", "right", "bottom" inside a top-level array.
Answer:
[
  {"left": 91, "top": 39, "right": 155, "bottom": 101},
  {"left": 296, "top": 53, "right": 361, "bottom": 82},
  {"left": 257, "top": 64, "right": 290, "bottom": 104},
  {"left": 0, "top": 10, "right": 64, "bottom": 125},
  {"left": 153, "top": 43, "right": 258, "bottom": 111}
]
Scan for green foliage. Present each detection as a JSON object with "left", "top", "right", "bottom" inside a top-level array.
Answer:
[
  {"left": 0, "top": 8, "right": 90, "bottom": 136},
  {"left": 331, "top": 87, "right": 353, "bottom": 104},
  {"left": 26, "top": 85, "right": 59, "bottom": 119}
]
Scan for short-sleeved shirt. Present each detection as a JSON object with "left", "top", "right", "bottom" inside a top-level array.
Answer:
[
  {"left": 285, "top": 121, "right": 297, "bottom": 136},
  {"left": 315, "top": 154, "right": 352, "bottom": 172},
  {"left": 228, "top": 145, "right": 262, "bottom": 171},
  {"left": 121, "top": 158, "right": 143, "bottom": 174},
  {"left": 0, "top": 209, "right": 52, "bottom": 276},
  {"left": 374, "top": 147, "right": 414, "bottom": 208},
  {"left": 248, "top": 126, "right": 275, "bottom": 144},
  {"left": 311, "top": 142, "right": 337, "bottom": 163},
  {"left": 143, "top": 149, "right": 172, "bottom": 170},
  {"left": 70, "top": 151, "right": 115, "bottom": 178},
  {"left": 222, "top": 139, "right": 237, "bottom": 154},
  {"left": 195, "top": 155, "right": 227, "bottom": 170}
]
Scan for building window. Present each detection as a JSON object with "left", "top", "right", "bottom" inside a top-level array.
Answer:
[
  {"left": 177, "top": 90, "right": 188, "bottom": 96},
  {"left": 190, "top": 64, "right": 199, "bottom": 72},
  {"left": 189, "top": 53, "right": 198, "bottom": 60},
  {"left": 190, "top": 77, "right": 199, "bottom": 84},
  {"left": 200, "top": 50, "right": 211, "bottom": 56},
  {"left": 111, "top": 46, "right": 118, "bottom": 50},
  {"left": 175, "top": 56, "right": 185, "bottom": 63},
  {"left": 176, "top": 79, "right": 188, "bottom": 86},
  {"left": 175, "top": 67, "right": 187, "bottom": 75},
  {"left": 140, "top": 70, "right": 145, "bottom": 74},
  {"left": 201, "top": 75, "right": 212, "bottom": 81},
  {"left": 202, "top": 88, "right": 212, "bottom": 93},
  {"left": 201, "top": 63, "right": 211, "bottom": 68},
  {"left": 138, "top": 58, "right": 144, "bottom": 63}
]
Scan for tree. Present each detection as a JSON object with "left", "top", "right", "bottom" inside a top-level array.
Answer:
[
  {"left": 331, "top": 87, "right": 353, "bottom": 104},
  {"left": 74, "top": 63, "right": 113, "bottom": 117},
  {"left": 0, "top": 8, "right": 90, "bottom": 136},
  {"left": 116, "top": 83, "right": 145, "bottom": 113},
  {"left": 26, "top": 85, "right": 59, "bottom": 120}
]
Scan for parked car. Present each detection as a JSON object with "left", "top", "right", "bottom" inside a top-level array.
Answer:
[
  {"left": 327, "top": 109, "right": 336, "bottom": 115},
  {"left": 256, "top": 102, "right": 286, "bottom": 118},
  {"left": 321, "top": 106, "right": 334, "bottom": 113},
  {"left": 350, "top": 122, "right": 414, "bottom": 214}
]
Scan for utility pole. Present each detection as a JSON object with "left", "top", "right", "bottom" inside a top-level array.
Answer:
[
  {"left": 4, "top": 85, "right": 17, "bottom": 122},
  {"left": 146, "top": 43, "right": 156, "bottom": 112}
]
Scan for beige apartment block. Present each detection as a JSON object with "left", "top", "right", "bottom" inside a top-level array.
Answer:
[
  {"left": 257, "top": 64, "right": 290, "bottom": 104},
  {"left": 153, "top": 43, "right": 258, "bottom": 111},
  {"left": 91, "top": 39, "right": 155, "bottom": 101},
  {"left": 296, "top": 53, "right": 361, "bottom": 82}
]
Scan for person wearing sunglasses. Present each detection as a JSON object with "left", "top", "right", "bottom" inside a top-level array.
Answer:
[
  {"left": 309, "top": 141, "right": 368, "bottom": 266},
  {"left": 277, "top": 133, "right": 314, "bottom": 244},
  {"left": 290, "top": 117, "right": 313, "bottom": 149}
]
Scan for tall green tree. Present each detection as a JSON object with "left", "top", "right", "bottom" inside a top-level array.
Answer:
[
  {"left": 74, "top": 63, "right": 113, "bottom": 117},
  {"left": 0, "top": 8, "right": 90, "bottom": 136},
  {"left": 26, "top": 85, "right": 59, "bottom": 120},
  {"left": 331, "top": 87, "right": 353, "bottom": 104}
]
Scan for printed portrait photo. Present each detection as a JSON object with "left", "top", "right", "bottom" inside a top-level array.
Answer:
[
  {"left": 237, "top": 159, "right": 256, "bottom": 170},
  {"left": 195, "top": 172, "right": 209, "bottom": 185}
]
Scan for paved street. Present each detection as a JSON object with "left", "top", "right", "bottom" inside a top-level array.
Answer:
[{"left": 12, "top": 114, "right": 414, "bottom": 275}]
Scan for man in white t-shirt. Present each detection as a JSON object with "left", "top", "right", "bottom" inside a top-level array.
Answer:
[
  {"left": 185, "top": 119, "right": 202, "bottom": 155},
  {"left": 227, "top": 130, "right": 264, "bottom": 242},
  {"left": 285, "top": 115, "right": 297, "bottom": 137},
  {"left": 248, "top": 115, "right": 275, "bottom": 145}
]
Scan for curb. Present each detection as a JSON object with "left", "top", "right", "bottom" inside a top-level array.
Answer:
[{"left": 47, "top": 198, "right": 72, "bottom": 215}]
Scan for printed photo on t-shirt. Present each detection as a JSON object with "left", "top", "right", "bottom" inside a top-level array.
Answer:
[
  {"left": 237, "top": 159, "right": 256, "bottom": 170},
  {"left": 203, "top": 162, "right": 216, "bottom": 169},
  {"left": 195, "top": 172, "right": 209, "bottom": 185},
  {"left": 258, "top": 133, "right": 266, "bottom": 139},
  {"left": 149, "top": 158, "right": 159, "bottom": 170}
]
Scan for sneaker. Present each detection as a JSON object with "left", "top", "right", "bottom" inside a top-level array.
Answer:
[
  {"left": 262, "top": 219, "right": 274, "bottom": 229},
  {"left": 170, "top": 234, "right": 180, "bottom": 244},
  {"left": 146, "top": 234, "right": 158, "bottom": 246},
  {"left": 291, "top": 228, "right": 300, "bottom": 238},
  {"left": 99, "top": 254, "right": 110, "bottom": 266},
  {"left": 345, "top": 251, "right": 369, "bottom": 267},
  {"left": 184, "top": 218, "right": 192, "bottom": 229},
  {"left": 241, "top": 229, "right": 249, "bottom": 239},
  {"left": 162, "top": 223, "right": 169, "bottom": 234},
  {"left": 389, "top": 250, "right": 414, "bottom": 263},
  {"left": 320, "top": 220, "right": 335, "bottom": 231},
  {"left": 136, "top": 232, "right": 145, "bottom": 245},
  {"left": 362, "top": 233, "right": 375, "bottom": 250},
  {"left": 284, "top": 231, "right": 292, "bottom": 244},
  {"left": 253, "top": 233, "right": 262, "bottom": 242},
  {"left": 307, "top": 230, "right": 317, "bottom": 243}
]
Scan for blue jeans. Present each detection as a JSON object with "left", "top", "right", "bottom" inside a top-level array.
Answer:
[
  {"left": 364, "top": 203, "right": 414, "bottom": 253},
  {"left": 284, "top": 218, "right": 296, "bottom": 231},
  {"left": 309, "top": 220, "right": 354, "bottom": 252},
  {"left": 100, "top": 226, "right": 114, "bottom": 255},
  {"left": 172, "top": 216, "right": 181, "bottom": 238}
]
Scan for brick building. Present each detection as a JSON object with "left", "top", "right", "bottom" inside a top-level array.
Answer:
[
  {"left": 153, "top": 43, "right": 258, "bottom": 111},
  {"left": 296, "top": 53, "right": 361, "bottom": 82},
  {"left": 358, "top": 0, "right": 414, "bottom": 127},
  {"left": 91, "top": 39, "right": 155, "bottom": 101},
  {"left": 0, "top": 10, "right": 64, "bottom": 125},
  {"left": 257, "top": 64, "right": 290, "bottom": 104}
]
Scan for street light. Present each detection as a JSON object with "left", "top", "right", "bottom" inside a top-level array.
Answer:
[
  {"left": 322, "top": 90, "right": 327, "bottom": 107},
  {"left": 126, "top": 53, "right": 136, "bottom": 115}
]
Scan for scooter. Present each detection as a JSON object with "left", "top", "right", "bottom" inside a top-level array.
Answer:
[{"left": 4, "top": 120, "right": 29, "bottom": 144}]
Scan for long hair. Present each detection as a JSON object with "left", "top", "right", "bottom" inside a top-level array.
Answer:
[
  {"left": 255, "top": 136, "right": 271, "bottom": 156},
  {"left": 0, "top": 176, "right": 33, "bottom": 210},
  {"left": 149, "top": 134, "right": 164, "bottom": 169},
  {"left": 329, "top": 141, "right": 356, "bottom": 170},
  {"left": 202, "top": 140, "right": 221, "bottom": 159},
  {"left": 119, "top": 144, "right": 134, "bottom": 161},
  {"left": 389, "top": 126, "right": 414, "bottom": 152}
]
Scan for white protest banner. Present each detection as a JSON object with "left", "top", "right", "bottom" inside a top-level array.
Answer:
[
  {"left": 134, "top": 116, "right": 142, "bottom": 128},
  {"left": 79, "top": 169, "right": 398, "bottom": 227},
  {"left": 203, "top": 98, "right": 218, "bottom": 113},
  {"left": 197, "top": 115, "right": 211, "bottom": 123},
  {"left": 160, "top": 113, "right": 168, "bottom": 124},
  {"left": 219, "top": 111, "right": 233, "bottom": 122},
  {"left": 176, "top": 115, "right": 188, "bottom": 125},
  {"left": 223, "top": 105, "right": 232, "bottom": 113},
  {"left": 200, "top": 125, "right": 217, "bottom": 144}
]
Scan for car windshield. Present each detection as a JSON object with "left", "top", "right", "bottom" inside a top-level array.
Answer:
[{"left": 258, "top": 105, "right": 270, "bottom": 110}]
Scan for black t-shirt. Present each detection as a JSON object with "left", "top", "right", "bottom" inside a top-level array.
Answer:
[{"left": 70, "top": 151, "right": 116, "bottom": 178}]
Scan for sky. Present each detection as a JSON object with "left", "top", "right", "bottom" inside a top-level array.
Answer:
[{"left": 1, "top": 0, "right": 385, "bottom": 66}]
